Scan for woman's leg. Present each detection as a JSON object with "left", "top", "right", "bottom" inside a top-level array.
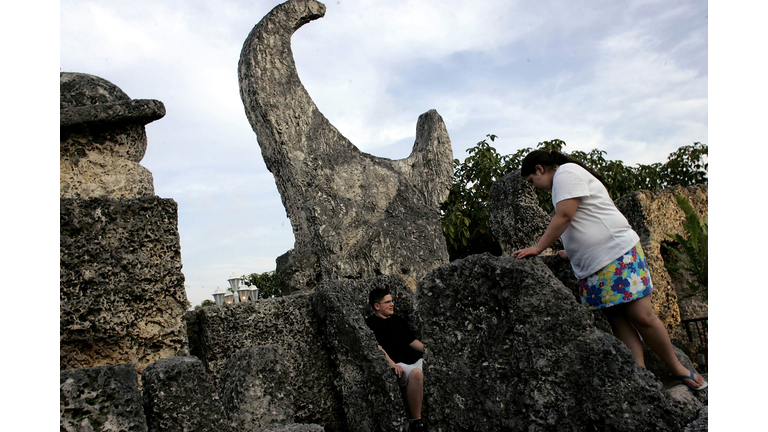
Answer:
[
  {"left": 621, "top": 296, "right": 705, "bottom": 388},
  {"left": 602, "top": 306, "right": 646, "bottom": 366}
]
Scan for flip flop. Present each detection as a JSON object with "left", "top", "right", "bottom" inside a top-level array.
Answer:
[{"left": 674, "top": 370, "right": 708, "bottom": 391}]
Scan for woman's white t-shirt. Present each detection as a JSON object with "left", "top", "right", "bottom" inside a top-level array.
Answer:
[{"left": 551, "top": 163, "right": 639, "bottom": 279}]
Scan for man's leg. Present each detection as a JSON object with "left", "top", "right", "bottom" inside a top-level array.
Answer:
[{"left": 405, "top": 367, "right": 423, "bottom": 419}]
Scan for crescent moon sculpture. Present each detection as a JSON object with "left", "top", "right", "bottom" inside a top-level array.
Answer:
[{"left": 239, "top": 0, "right": 454, "bottom": 291}]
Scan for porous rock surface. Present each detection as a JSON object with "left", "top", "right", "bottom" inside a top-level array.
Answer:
[
  {"left": 615, "top": 185, "right": 708, "bottom": 322},
  {"left": 60, "top": 72, "right": 164, "bottom": 199},
  {"left": 190, "top": 293, "right": 345, "bottom": 430},
  {"left": 142, "top": 356, "right": 232, "bottom": 432},
  {"left": 489, "top": 169, "right": 561, "bottom": 255},
  {"left": 238, "top": 0, "right": 453, "bottom": 292},
  {"left": 219, "top": 345, "right": 296, "bottom": 431},
  {"left": 60, "top": 363, "right": 147, "bottom": 432},
  {"left": 60, "top": 196, "right": 189, "bottom": 373},
  {"left": 418, "top": 253, "right": 702, "bottom": 431}
]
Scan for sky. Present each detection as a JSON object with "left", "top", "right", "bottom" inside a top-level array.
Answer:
[{"left": 58, "top": 0, "right": 711, "bottom": 310}]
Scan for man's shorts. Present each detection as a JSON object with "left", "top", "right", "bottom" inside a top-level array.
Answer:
[{"left": 396, "top": 358, "right": 423, "bottom": 387}]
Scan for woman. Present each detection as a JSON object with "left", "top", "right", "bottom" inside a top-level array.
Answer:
[{"left": 512, "top": 150, "right": 706, "bottom": 390}]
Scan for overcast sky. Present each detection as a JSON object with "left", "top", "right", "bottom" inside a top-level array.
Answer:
[{"left": 59, "top": 0, "right": 710, "bottom": 309}]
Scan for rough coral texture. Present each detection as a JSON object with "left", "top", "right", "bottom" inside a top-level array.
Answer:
[
  {"left": 60, "top": 363, "right": 148, "bottom": 432},
  {"left": 60, "top": 196, "right": 189, "bottom": 374},
  {"left": 418, "top": 254, "right": 703, "bottom": 431},
  {"left": 219, "top": 345, "right": 297, "bottom": 431},
  {"left": 615, "top": 185, "right": 708, "bottom": 322},
  {"left": 238, "top": 0, "right": 453, "bottom": 292},
  {"left": 142, "top": 356, "right": 232, "bottom": 432},
  {"left": 489, "top": 169, "right": 562, "bottom": 256},
  {"left": 60, "top": 72, "right": 164, "bottom": 199},
  {"left": 191, "top": 293, "right": 345, "bottom": 430}
]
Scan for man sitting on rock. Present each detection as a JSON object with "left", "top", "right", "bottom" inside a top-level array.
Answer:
[{"left": 366, "top": 288, "right": 427, "bottom": 432}]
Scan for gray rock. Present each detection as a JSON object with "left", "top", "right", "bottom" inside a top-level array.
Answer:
[
  {"left": 60, "top": 196, "right": 189, "bottom": 374},
  {"left": 142, "top": 356, "right": 232, "bottom": 432},
  {"left": 418, "top": 253, "right": 700, "bottom": 431},
  {"left": 60, "top": 363, "right": 147, "bottom": 432},
  {"left": 489, "top": 169, "right": 560, "bottom": 256},
  {"left": 238, "top": 0, "right": 453, "bottom": 292},
  {"left": 60, "top": 72, "right": 163, "bottom": 199},
  {"left": 312, "top": 276, "right": 419, "bottom": 432},
  {"left": 189, "top": 294, "right": 345, "bottom": 430},
  {"left": 615, "top": 185, "right": 709, "bottom": 325},
  {"left": 219, "top": 345, "right": 296, "bottom": 431},
  {"left": 683, "top": 407, "right": 708, "bottom": 432},
  {"left": 262, "top": 425, "right": 325, "bottom": 432}
]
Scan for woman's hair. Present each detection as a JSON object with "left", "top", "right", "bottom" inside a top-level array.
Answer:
[{"left": 520, "top": 150, "right": 606, "bottom": 186}]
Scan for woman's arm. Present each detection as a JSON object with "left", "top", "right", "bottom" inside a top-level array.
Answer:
[
  {"left": 512, "top": 197, "right": 580, "bottom": 259},
  {"left": 409, "top": 339, "right": 424, "bottom": 353}
]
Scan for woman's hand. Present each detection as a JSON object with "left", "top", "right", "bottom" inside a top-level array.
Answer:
[
  {"left": 557, "top": 250, "right": 569, "bottom": 260},
  {"left": 512, "top": 246, "right": 542, "bottom": 259}
]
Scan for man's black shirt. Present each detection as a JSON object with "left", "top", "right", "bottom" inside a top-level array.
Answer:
[{"left": 365, "top": 314, "right": 423, "bottom": 365}]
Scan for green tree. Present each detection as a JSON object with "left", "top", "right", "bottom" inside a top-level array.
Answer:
[
  {"left": 243, "top": 271, "right": 284, "bottom": 298},
  {"left": 440, "top": 134, "right": 515, "bottom": 260},
  {"left": 659, "top": 195, "right": 708, "bottom": 299},
  {"left": 194, "top": 299, "right": 216, "bottom": 310},
  {"left": 441, "top": 137, "right": 708, "bottom": 259}
]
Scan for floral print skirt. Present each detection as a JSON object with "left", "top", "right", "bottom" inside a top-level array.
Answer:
[{"left": 577, "top": 243, "right": 654, "bottom": 310}]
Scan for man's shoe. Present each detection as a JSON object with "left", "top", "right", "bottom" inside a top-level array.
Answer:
[{"left": 410, "top": 419, "right": 427, "bottom": 432}]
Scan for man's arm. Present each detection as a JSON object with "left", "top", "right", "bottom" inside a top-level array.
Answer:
[
  {"left": 409, "top": 339, "right": 424, "bottom": 353},
  {"left": 377, "top": 345, "right": 405, "bottom": 377}
]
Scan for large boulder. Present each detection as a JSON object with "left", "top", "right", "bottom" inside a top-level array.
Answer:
[
  {"left": 312, "top": 275, "right": 419, "bottom": 432},
  {"left": 238, "top": 0, "right": 453, "bottom": 292},
  {"left": 142, "top": 356, "right": 232, "bottom": 432},
  {"left": 418, "top": 253, "right": 701, "bottom": 431},
  {"left": 60, "top": 363, "right": 147, "bottom": 432},
  {"left": 60, "top": 196, "right": 188, "bottom": 373},
  {"left": 188, "top": 293, "right": 345, "bottom": 430}
]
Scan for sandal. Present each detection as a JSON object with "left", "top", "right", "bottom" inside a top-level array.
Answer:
[{"left": 674, "top": 370, "right": 708, "bottom": 391}]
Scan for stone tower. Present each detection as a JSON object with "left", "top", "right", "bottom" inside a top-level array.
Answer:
[{"left": 60, "top": 72, "right": 189, "bottom": 373}]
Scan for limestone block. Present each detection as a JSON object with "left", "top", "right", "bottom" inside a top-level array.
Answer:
[
  {"left": 238, "top": 0, "right": 452, "bottom": 291},
  {"left": 60, "top": 196, "right": 189, "bottom": 373},
  {"left": 312, "top": 276, "right": 418, "bottom": 432},
  {"left": 60, "top": 71, "right": 164, "bottom": 199},
  {"left": 489, "top": 169, "right": 560, "bottom": 255},
  {"left": 418, "top": 254, "right": 700, "bottom": 431},
  {"left": 615, "top": 185, "right": 708, "bottom": 322},
  {"left": 190, "top": 294, "right": 344, "bottom": 430},
  {"left": 219, "top": 345, "right": 296, "bottom": 431},
  {"left": 142, "top": 356, "right": 232, "bottom": 432},
  {"left": 60, "top": 363, "right": 147, "bottom": 432}
]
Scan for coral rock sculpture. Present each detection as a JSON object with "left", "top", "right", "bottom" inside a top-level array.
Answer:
[
  {"left": 60, "top": 72, "right": 165, "bottom": 199},
  {"left": 238, "top": 0, "right": 453, "bottom": 292}
]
